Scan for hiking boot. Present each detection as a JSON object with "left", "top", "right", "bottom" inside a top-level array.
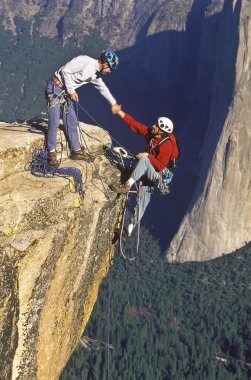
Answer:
[
  {"left": 48, "top": 151, "right": 60, "bottom": 167},
  {"left": 110, "top": 182, "right": 131, "bottom": 194},
  {"left": 70, "top": 147, "right": 91, "bottom": 162}
]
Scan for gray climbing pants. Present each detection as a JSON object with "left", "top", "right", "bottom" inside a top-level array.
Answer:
[{"left": 126, "top": 156, "right": 160, "bottom": 227}]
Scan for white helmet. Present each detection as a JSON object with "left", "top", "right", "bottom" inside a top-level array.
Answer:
[{"left": 157, "top": 117, "right": 173, "bottom": 133}]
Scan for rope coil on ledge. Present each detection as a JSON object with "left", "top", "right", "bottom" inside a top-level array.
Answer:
[{"left": 28, "top": 147, "right": 84, "bottom": 196}]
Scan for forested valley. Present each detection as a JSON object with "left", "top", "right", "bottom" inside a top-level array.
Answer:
[{"left": 61, "top": 229, "right": 251, "bottom": 380}]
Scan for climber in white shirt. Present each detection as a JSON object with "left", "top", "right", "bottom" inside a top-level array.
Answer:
[{"left": 45, "top": 51, "right": 120, "bottom": 166}]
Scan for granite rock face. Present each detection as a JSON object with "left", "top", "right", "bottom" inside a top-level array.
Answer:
[
  {"left": 166, "top": 0, "right": 251, "bottom": 262},
  {"left": 0, "top": 0, "right": 194, "bottom": 49},
  {"left": 0, "top": 120, "right": 124, "bottom": 379}
]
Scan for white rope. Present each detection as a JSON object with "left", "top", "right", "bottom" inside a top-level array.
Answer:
[{"left": 77, "top": 102, "right": 134, "bottom": 157}]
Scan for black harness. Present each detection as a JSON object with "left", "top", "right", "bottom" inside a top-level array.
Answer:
[{"left": 149, "top": 135, "right": 170, "bottom": 154}]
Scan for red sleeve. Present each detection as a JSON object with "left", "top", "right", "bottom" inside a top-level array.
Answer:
[
  {"left": 148, "top": 140, "right": 173, "bottom": 171},
  {"left": 123, "top": 113, "right": 149, "bottom": 138}
]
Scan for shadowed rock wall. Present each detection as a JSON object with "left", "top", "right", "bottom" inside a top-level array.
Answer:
[{"left": 166, "top": 0, "right": 251, "bottom": 262}]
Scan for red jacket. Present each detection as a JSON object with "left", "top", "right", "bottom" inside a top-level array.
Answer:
[{"left": 123, "top": 113, "right": 179, "bottom": 172}]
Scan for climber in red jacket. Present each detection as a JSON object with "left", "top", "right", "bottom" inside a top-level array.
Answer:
[{"left": 110, "top": 109, "right": 179, "bottom": 236}]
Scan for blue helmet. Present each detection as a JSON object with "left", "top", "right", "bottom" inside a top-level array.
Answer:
[{"left": 101, "top": 51, "right": 119, "bottom": 70}]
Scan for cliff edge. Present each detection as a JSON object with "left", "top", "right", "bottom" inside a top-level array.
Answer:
[{"left": 0, "top": 120, "right": 123, "bottom": 380}]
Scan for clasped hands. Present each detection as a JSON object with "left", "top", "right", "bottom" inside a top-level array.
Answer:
[{"left": 111, "top": 104, "right": 121, "bottom": 114}]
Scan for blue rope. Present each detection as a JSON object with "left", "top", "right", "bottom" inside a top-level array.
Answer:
[{"left": 30, "top": 147, "right": 84, "bottom": 196}]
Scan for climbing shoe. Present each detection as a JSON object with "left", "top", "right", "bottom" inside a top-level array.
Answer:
[
  {"left": 110, "top": 182, "right": 131, "bottom": 194},
  {"left": 48, "top": 151, "right": 60, "bottom": 167},
  {"left": 70, "top": 147, "right": 91, "bottom": 162}
]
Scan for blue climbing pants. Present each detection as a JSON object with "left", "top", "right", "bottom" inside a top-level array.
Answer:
[{"left": 45, "top": 81, "right": 81, "bottom": 152}]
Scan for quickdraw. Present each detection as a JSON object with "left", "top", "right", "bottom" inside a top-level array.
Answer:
[
  {"left": 46, "top": 90, "right": 67, "bottom": 111},
  {"left": 158, "top": 167, "right": 173, "bottom": 195}
]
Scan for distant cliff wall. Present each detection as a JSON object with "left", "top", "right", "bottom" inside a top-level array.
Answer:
[
  {"left": 0, "top": 121, "right": 124, "bottom": 380},
  {"left": 166, "top": 0, "right": 251, "bottom": 262},
  {"left": 0, "top": 0, "right": 191, "bottom": 48}
]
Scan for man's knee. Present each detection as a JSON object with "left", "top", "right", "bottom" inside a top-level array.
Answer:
[
  {"left": 139, "top": 156, "right": 149, "bottom": 162},
  {"left": 137, "top": 156, "right": 149, "bottom": 166}
]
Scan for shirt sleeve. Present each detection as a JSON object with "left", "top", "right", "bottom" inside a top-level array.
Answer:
[
  {"left": 148, "top": 140, "right": 173, "bottom": 171},
  {"left": 123, "top": 113, "right": 149, "bottom": 137},
  {"left": 91, "top": 77, "right": 117, "bottom": 105},
  {"left": 61, "top": 56, "right": 89, "bottom": 94}
]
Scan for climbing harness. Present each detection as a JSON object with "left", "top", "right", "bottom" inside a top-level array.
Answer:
[
  {"left": 149, "top": 134, "right": 178, "bottom": 194},
  {"left": 28, "top": 147, "right": 84, "bottom": 196},
  {"left": 46, "top": 89, "right": 67, "bottom": 111}
]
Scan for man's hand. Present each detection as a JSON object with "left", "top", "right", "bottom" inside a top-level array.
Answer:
[
  {"left": 70, "top": 92, "right": 79, "bottom": 102},
  {"left": 136, "top": 152, "right": 149, "bottom": 160},
  {"left": 111, "top": 103, "right": 121, "bottom": 114}
]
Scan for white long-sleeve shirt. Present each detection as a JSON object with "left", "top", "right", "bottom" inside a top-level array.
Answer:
[{"left": 55, "top": 55, "right": 117, "bottom": 105}]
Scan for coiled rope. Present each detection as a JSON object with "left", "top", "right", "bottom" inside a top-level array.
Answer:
[{"left": 29, "top": 147, "right": 84, "bottom": 196}]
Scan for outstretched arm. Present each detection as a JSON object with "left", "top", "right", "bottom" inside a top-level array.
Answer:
[
  {"left": 114, "top": 109, "right": 125, "bottom": 118},
  {"left": 113, "top": 108, "right": 149, "bottom": 137},
  {"left": 92, "top": 77, "right": 117, "bottom": 106}
]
